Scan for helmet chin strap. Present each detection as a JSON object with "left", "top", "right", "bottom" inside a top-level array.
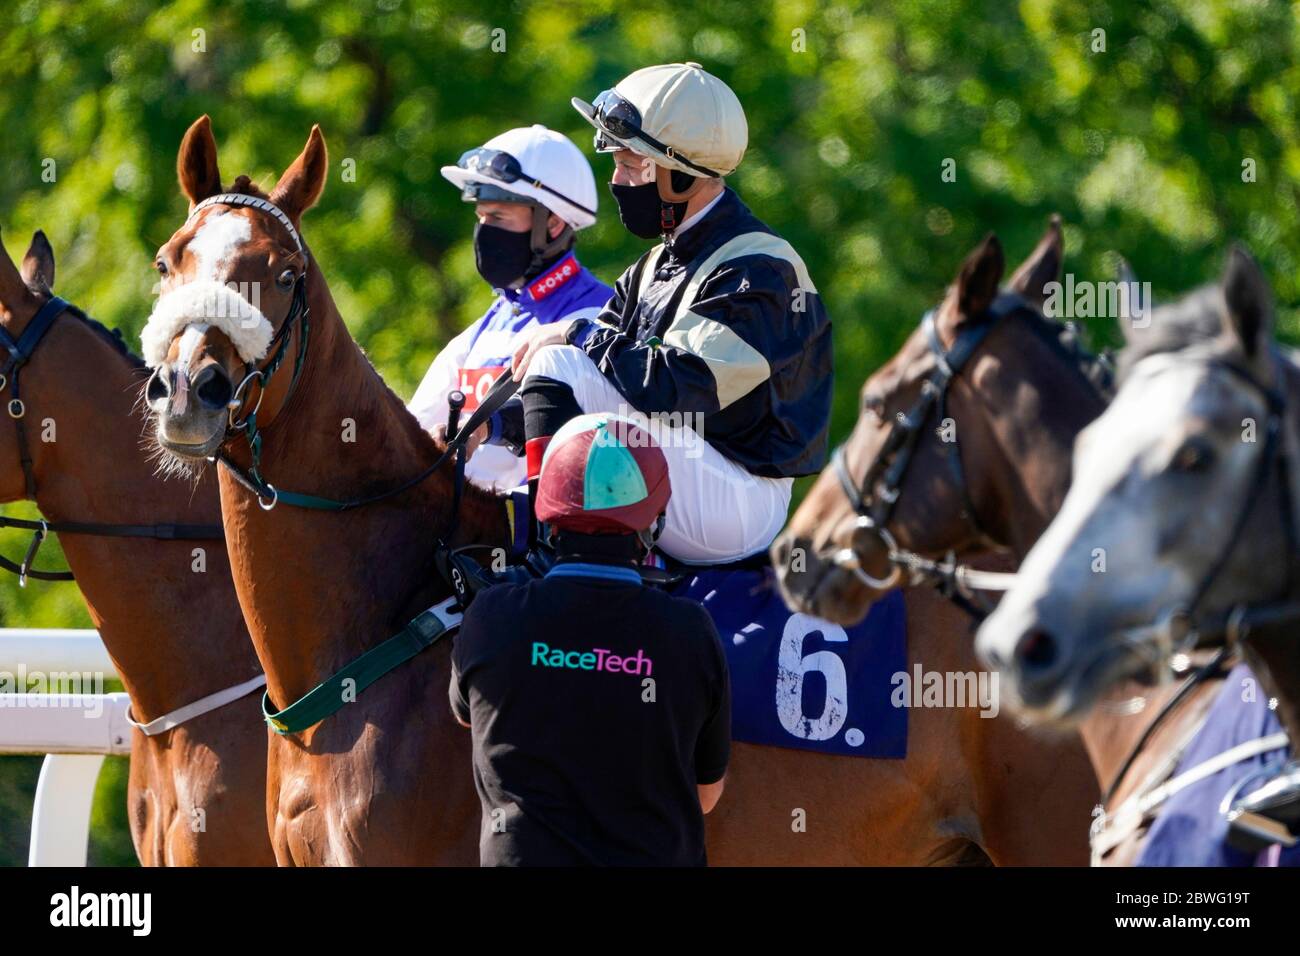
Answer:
[
  {"left": 524, "top": 206, "right": 575, "bottom": 281},
  {"left": 655, "top": 166, "right": 705, "bottom": 204}
]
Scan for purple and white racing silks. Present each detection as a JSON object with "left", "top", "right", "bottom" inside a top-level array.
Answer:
[{"left": 408, "top": 253, "right": 611, "bottom": 490}]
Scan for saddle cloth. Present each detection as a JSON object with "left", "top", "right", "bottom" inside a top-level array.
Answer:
[
  {"left": 1138, "top": 662, "right": 1299, "bottom": 867},
  {"left": 673, "top": 568, "right": 908, "bottom": 759}
]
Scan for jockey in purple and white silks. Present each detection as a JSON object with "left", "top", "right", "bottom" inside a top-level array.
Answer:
[{"left": 408, "top": 125, "right": 612, "bottom": 490}]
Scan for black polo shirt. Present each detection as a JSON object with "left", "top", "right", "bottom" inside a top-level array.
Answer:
[{"left": 449, "top": 559, "right": 731, "bottom": 866}]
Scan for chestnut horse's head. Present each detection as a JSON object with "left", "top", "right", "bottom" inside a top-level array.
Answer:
[
  {"left": 146, "top": 116, "right": 327, "bottom": 467},
  {"left": 773, "top": 218, "right": 1111, "bottom": 626}
]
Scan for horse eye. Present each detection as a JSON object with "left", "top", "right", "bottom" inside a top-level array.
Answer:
[
  {"left": 862, "top": 394, "right": 884, "bottom": 417},
  {"left": 276, "top": 269, "right": 296, "bottom": 290},
  {"left": 155, "top": 259, "right": 168, "bottom": 276},
  {"left": 1170, "top": 437, "right": 1215, "bottom": 474}
]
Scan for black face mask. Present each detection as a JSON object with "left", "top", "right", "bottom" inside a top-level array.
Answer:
[
  {"left": 609, "top": 182, "right": 689, "bottom": 239},
  {"left": 473, "top": 222, "right": 534, "bottom": 289}
]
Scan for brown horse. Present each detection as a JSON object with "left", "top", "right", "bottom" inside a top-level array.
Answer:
[
  {"left": 773, "top": 222, "right": 1236, "bottom": 864},
  {"left": 0, "top": 228, "right": 272, "bottom": 865},
  {"left": 143, "top": 116, "right": 1096, "bottom": 865}
]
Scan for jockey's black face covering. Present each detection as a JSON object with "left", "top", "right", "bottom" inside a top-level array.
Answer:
[
  {"left": 610, "top": 182, "right": 688, "bottom": 238},
  {"left": 473, "top": 222, "right": 533, "bottom": 289}
]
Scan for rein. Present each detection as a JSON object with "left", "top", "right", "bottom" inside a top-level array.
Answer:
[
  {"left": 200, "top": 192, "right": 516, "bottom": 514},
  {"left": 0, "top": 296, "right": 223, "bottom": 585}
]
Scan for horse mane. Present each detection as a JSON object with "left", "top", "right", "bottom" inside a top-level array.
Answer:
[
  {"left": 1016, "top": 299, "right": 1116, "bottom": 401},
  {"left": 63, "top": 301, "right": 147, "bottom": 371},
  {"left": 1116, "top": 285, "right": 1224, "bottom": 381}
]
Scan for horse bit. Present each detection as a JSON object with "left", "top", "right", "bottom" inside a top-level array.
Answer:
[{"left": 0, "top": 296, "right": 222, "bottom": 585}]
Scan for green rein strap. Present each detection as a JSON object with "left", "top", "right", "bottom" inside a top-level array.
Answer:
[{"left": 262, "top": 596, "right": 463, "bottom": 735}]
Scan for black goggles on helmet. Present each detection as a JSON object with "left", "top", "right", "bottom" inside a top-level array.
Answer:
[
  {"left": 457, "top": 147, "right": 595, "bottom": 217},
  {"left": 589, "top": 89, "right": 721, "bottom": 178}
]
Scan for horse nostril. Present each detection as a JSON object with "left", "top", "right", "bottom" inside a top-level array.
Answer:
[
  {"left": 146, "top": 368, "right": 171, "bottom": 405},
  {"left": 1016, "top": 629, "right": 1059, "bottom": 672},
  {"left": 193, "top": 366, "right": 233, "bottom": 410}
]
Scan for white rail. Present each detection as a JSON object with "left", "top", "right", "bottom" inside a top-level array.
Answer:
[{"left": 0, "top": 628, "right": 130, "bottom": 866}]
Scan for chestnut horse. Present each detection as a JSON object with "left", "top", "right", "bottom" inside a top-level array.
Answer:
[
  {"left": 773, "top": 222, "right": 1240, "bottom": 864},
  {"left": 0, "top": 228, "right": 271, "bottom": 865},
  {"left": 143, "top": 116, "right": 1096, "bottom": 865}
]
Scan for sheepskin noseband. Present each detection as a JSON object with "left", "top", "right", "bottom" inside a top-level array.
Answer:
[{"left": 141, "top": 193, "right": 308, "bottom": 368}]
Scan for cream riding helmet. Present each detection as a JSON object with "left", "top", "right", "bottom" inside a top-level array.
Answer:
[
  {"left": 441, "top": 125, "right": 599, "bottom": 286},
  {"left": 572, "top": 63, "right": 748, "bottom": 236}
]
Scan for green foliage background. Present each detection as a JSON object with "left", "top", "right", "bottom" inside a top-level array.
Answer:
[{"left": 1, "top": 0, "right": 1298, "bottom": 865}]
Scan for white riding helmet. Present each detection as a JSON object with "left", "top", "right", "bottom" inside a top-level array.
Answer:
[{"left": 440, "top": 125, "right": 598, "bottom": 230}]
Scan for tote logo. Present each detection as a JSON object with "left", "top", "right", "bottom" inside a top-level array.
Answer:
[
  {"left": 49, "top": 886, "right": 151, "bottom": 936},
  {"left": 531, "top": 642, "right": 653, "bottom": 676}
]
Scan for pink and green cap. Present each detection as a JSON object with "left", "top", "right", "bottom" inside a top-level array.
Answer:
[{"left": 536, "top": 413, "right": 671, "bottom": 534}]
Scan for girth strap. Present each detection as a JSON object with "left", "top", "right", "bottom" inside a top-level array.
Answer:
[{"left": 262, "top": 596, "right": 462, "bottom": 735}]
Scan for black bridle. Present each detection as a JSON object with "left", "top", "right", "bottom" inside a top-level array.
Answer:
[
  {"left": 830, "top": 292, "right": 1102, "bottom": 617},
  {"left": 0, "top": 295, "right": 223, "bottom": 585}
]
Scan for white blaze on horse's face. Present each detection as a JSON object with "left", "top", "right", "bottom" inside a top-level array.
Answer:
[
  {"left": 976, "top": 350, "right": 1269, "bottom": 721},
  {"left": 142, "top": 207, "right": 275, "bottom": 371},
  {"left": 187, "top": 210, "right": 252, "bottom": 283}
]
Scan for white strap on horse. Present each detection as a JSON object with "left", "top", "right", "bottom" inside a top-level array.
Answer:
[
  {"left": 1090, "top": 728, "right": 1290, "bottom": 863},
  {"left": 126, "top": 672, "right": 268, "bottom": 737},
  {"left": 953, "top": 565, "right": 1018, "bottom": 592}
]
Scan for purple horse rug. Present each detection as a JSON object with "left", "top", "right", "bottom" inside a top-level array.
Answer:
[{"left": 1137, "top": 663, "right": 1298, "bottom": 867}]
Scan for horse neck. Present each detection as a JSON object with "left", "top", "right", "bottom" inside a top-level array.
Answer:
[
  {"left": 1076, "top": 675, "right": 1224, "bottom": 816},
  {"left": 968, "top": 320, "right": 1108, "bottom": 558},
  {"left": 23, "top": 318, "right": 258, "bottom": 719},
  {"left": 219, "top": 276, "right": 508, "bottom": 706}
]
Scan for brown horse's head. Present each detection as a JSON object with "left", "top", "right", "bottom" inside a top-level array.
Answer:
[
  {"left": 773, "top": 218, "right": 1110, "bottom": 626},
  {"left": 146, "top": 116, "right": 327, "bottom": 466}
]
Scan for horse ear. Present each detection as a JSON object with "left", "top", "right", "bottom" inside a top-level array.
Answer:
[
  {"left": 1114, "top": 257, "right": 1151, "bottom": 345},
  {"left": 269, "top": 125, "right": 328, "bottom": 221},
  {"left": 946, "top": 233, "right": 1004, "bottom": 332},
  {"left": 21, "top": 230, "right": 55, "bottom": 293},
  {"left": 1007, "top": 214, "right": 1062, "bottom": 309},
  {"left": 178, "top": 115, "right": 223, "bottom": 206},
  {"left": 1220, "top": 245, "right": 1273, "bottom": 360},
  {"left": 1116, "top": 257, "right": 1137, "bottom": 289},
  {"left": 0, "top": 227, "right": 28, "bottom": 315}
]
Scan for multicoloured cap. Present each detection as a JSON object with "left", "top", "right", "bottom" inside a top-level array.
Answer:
[{"left": 536, "top": 413, "right": 671, "bottom": 534}]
